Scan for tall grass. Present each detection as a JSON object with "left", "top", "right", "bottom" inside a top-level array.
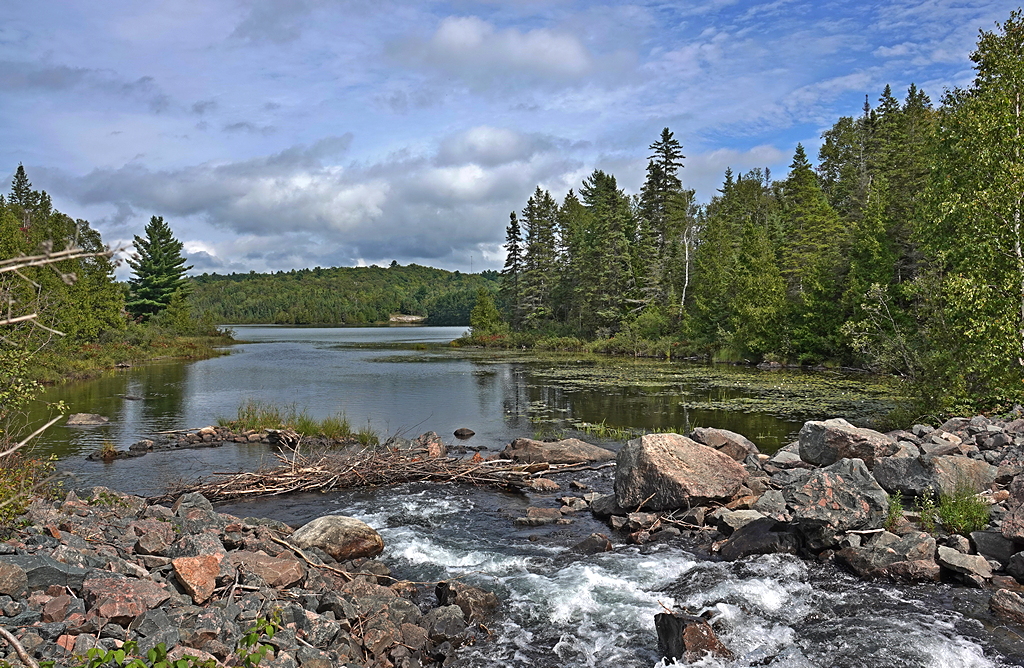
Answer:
[{"left": 220, "top": 399, "right": 370, "bottom": 442}]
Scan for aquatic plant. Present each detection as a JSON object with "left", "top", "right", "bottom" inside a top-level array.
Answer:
[{"left": 357, "top": 421, "right": 380, "bottom": 447}]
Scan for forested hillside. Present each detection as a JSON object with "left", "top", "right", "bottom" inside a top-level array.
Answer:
[
  {"left": 483, "top": 12, "right": 1024, "bottom": 414},
  {"left": 189, "top": 265, "right": 500, "bottom": 326}
]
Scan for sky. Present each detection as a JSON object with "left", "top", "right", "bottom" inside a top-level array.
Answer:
[{"left": 1, "top": 1, "right": 1021, "bottom": 276}]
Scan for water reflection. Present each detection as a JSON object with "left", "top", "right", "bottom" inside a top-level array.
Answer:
[{"left": 26, "top": 326, "right": 891, "bottom": 495}]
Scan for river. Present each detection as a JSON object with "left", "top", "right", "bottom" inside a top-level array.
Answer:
[{"left": 26, "top": 326, "right": 1024, "bottom": 667}]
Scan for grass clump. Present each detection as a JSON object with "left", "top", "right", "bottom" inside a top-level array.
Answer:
[
  {"left": 572, "top": 419, "right": 635, "bottom": 441},
  {"left": 222, "top": 399, "right": 366, "bottom": 442},
  {"left": 885, "top": 491, "right": 904, "bottom": 532},
  {"left": 937, "top": 482, "right": 990, "bottom": 535},
  {"left": 916, "top": 489, "right": 938, "bottom": 533}
]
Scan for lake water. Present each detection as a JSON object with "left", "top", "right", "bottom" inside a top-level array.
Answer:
[
  {"left": 27, "top": 326, "right": 1019, "bottom": 667},
  {"left": 33, "top": 325, "right": 894, "bottom": 495}
]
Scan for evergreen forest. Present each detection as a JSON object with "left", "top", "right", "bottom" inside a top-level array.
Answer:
[
  {"left": 189, "top": 266, "right": 500, "bottom": 326},
  {"left": 476, "top": 12, "right": 1024, "bottom": 415}
]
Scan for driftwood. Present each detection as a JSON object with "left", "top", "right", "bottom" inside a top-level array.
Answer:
[{"left": 154, "top": 446, "right": 610, "bottom": 504}]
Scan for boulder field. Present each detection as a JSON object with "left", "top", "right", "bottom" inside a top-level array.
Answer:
[
  {"left": 0, "top": 489, "right": 494, "bottom": 668},
  {"left": 568, "top": 416, "right": 1024, "bottom": 629}
]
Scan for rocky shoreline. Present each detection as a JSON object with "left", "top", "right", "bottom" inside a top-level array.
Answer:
[
  {"left": 10, "top": 414, "right": 1024, "bottom": 665},
  {"left": 0, "top": 489, "right": 494, "bottom": 668}
]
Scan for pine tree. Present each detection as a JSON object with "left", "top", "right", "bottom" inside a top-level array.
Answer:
[
  {"left": 519, "top": 188, "right": 559, "bottom": 327},
  {"left": 499, "top": 211, "right": 523, "bottom": 329},
  {"left": 127, "top": 216, "right": 192, "bottom": 320},
  {"left": 9, "top": 165, "right": 35, "bottom": 210}
]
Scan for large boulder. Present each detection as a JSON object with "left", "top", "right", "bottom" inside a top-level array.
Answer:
[
  {"left": 688, "top": 427, "right": 759, "bottom": 462},
  {"left": 798, "top": 418, "right": 897, "bottom": 469},
  {"left": 500, "top": 438, "right": 615, "bottom": 464},
  {"left": 784, "top": 458, "right": 889, "bottom": 550},
  {"left": 873, "top": 455, "right": 997, "bottom": 497},
  {"left": 614, "top": 433, "right": 748, "bottom": 511},
  {"left": 289, "top": 515, "right": 384, "bottom": 560},
  {"left": 834, "top": 531, "right": 938, "bottom": 581},
  {"left": 718, "top": 518, "right": 800, "bottom": 561}
]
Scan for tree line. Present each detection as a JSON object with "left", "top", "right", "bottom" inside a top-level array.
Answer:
[
  {"left": 482, "top": 11, "right": 1024, "bottom": 414},
  {"left": 189, "top": 265, "right": 500, "bottom": 326}
]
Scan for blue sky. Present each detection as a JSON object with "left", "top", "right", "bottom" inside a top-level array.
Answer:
[{"left": 1, "top": 1, "right": 1020, "bottom": 275}]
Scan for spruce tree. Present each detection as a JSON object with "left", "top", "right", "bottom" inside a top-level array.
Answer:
[
  {"left": 127, "top": 216, "right": 192, "bottom": 320},
  {"left": 499, "top": 211, "right": 524, "bottom": 329}
]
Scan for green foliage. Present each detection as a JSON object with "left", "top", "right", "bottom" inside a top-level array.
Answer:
[
  {"left": 189, "top": 264, "right": 498, "bottom": 326},
  {"left": 0, "top": 452, "right": 58, "bottom": 525},
  {"left": 38, "top": 612, "right": 280, "bottom": 668},
  {"left": 357, "top": 421, "right": 380, "bottom": 446},
  {"left": 469, "top": 288, "right": 505, "bottom": 336},
  {"left": 916, "top": 489, "right": 938, "bottom": 533},
  {"left": 937, "top": 482, "right": 991, "bottom": 535},
  {"left": 127, "top": 216, "right": 192, "bottom": 320},
  {"left": 884, "top": 491, "right": 904, "bottom": 532},
  {"left": 221, "top": 399, "right": 359, "bottom": 441}
]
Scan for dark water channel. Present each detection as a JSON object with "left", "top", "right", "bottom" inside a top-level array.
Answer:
[{"left": 27, "top": 326, "right": 1022, "bottom": 667}]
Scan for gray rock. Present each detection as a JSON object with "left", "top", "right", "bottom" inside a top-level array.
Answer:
[
  {"left": 937, "top": 545, "right": 993, "bottom": 579},
  {"left": 1007, "top": 552, "right": 1024, "bottom": 582},
  {"left": 614, "top": 433, "right": 748, "bottom": 511},
  {"left": 719, "top": 518, "right": 800, "bottom": 561},
  {"left": 872, "top": 455, "right": 997, "bottom": 497},
  {"left": 66, "top": 413, "right": 109, "bottom": 425},
  {"left": 784, "top": 458, "right": 889, "bottom": 551},
  {"left": 991, "top": 589, "right": 1024, "bottom": 625},
  {"left": 290, "top": 515, "right": 384, "bottom": 561},
  {"left": 688, "top": 427, "right": 759, "bottom": 462},
  {"left": 716, "top": 509, "right": 765, "bottom": 535},
  {"left": 752, "top": 490, "right": 788, "bottom": 520},
  {"left": 421, "top": 605, "right": 466, "bottom": 643},
  {"left": 971, "top": 531, "right": 1016, "bottom": 566},
  {"left": 589, "top": 494, "right": 627, "bottom": 517},
  {"left": 501, "top": 438, "right": 615, "bottom": 464},
  {"left": 0, "top": 561, "right": 27, "bottom": 597},
  {"left": 798, "top": 418, "right": 897, "bottom": 469},
  {"left": 0, "top": 555, "right": 89, "bottom": 593}
]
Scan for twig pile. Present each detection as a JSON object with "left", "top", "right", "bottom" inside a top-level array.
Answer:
[{"left": 155, "top": 446, "right": 607, "bottom": 503}]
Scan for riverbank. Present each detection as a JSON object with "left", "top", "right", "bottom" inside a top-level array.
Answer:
[
  {"left": 5, "top": 414, "right": 1024, "bottom": 665},
  {"left": 28, "top": 333, "right": 234, "bottom": 385}
]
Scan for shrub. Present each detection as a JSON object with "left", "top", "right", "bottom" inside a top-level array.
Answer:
[
  {"left": 885, "top": 491, "right": 904, "bottom": 531},
  {"left": 938, "top": 481, "right": 990, "bottom": 535}
]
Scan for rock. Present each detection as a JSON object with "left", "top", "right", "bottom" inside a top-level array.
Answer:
[
  {"left": 0, "top": 555, "right": 89, "bottom": 593},
  {"left": 719, "top": 518, "right": 800, "bottom": 561},
  {"left": 655, "top": 613, "right": 732, "bottom": 664},
  {"left": 0, "top": 561, "right": 27, "bottom": 597},
  {"left": 514, "top": 507, "right": 564, "bottom": 526},
  {"left": 172, "top": 555, "right": 222, "bottom": 604},
  {"left": 589, "top": 494, "right": 627, "bottom": 517},
  {"left": 414, "top": 431, "right": 447, "bottom": 458},
  {"left": 835, "top": 531, "right": 937, "bottom": 581},
  {"left": 572, "top": 533, "right": 613, "bottom": 554},
  {"left": 501, "top": 437, "right": 615, "bottom": 465},
  {"left": 798, "top": 418, "right": 897, "bottom": 469},
  {"left": 1001, "top": 505, "right": 1024, "bottom": 542},
  {"left": 81, "top": 577, "right": 171, "bottom": 625},
  {"left": 937, "top": 546, "right": 993, "bottom": 579},
  {"left": 971, "top": 531, "right": 1016, "bottom": 567},
  {"left": 453, "top": 428, "right": 475, "bottom": 440},
  {"left": 435, "top": 582, "right": 498, "bottom": 623},
  {"left": 528, "top": 478, "right": 560, "bottom": 492},
  {"left": 614, "top": 433, "right": 748, "bottom": 511},
  {"left": 228, "top": 552, "right": 305, "bottom": 588},
  {"left": 752, "top": 490, "right": 788, "bottom": 520},
  {"left": 716, "top": 509, "right": 765, "bottom": 535},
  {"left": 421, "top": 605, "right": 466, "bottom": 643},
  {"left": 688, "top": 427, "right": 759, "bottom": 462},
  {"left": 66, "top": 413, "right": 109, "bottom": 426},
  {"left": 992, "top": 589, "right": 1024, "bottom": 625},
  {"left": 289, "top": 515, "right": 384, "bottom": 561},
  {"left": 784, "top": 458, "right": 889, "bottom": 551},
  {"left": 872, "top": 455, "right": 997, "bottom": 497}
]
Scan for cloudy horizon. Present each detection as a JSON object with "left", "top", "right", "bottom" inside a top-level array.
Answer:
[{"left": 2, "top": 1, "right": 1020, "bottom": 277}]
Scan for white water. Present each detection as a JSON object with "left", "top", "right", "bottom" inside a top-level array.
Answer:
[{"left": 242, "top": 483, "right": 1020, "bottom": 668}]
